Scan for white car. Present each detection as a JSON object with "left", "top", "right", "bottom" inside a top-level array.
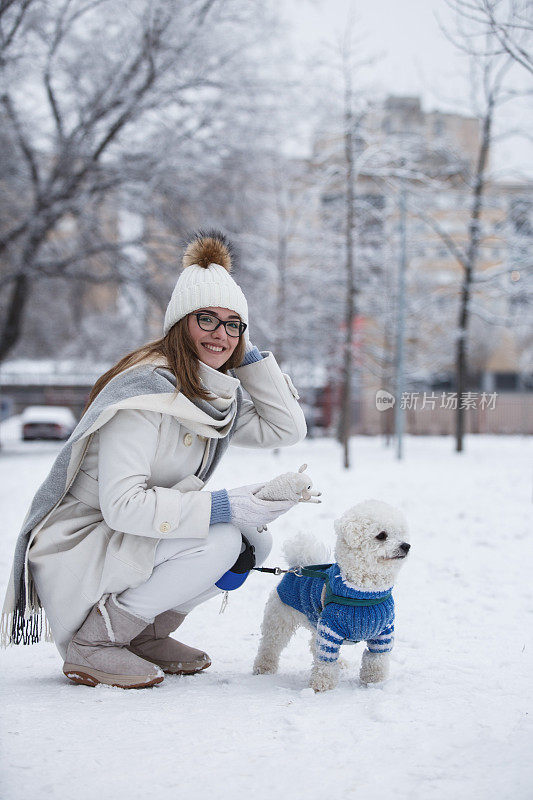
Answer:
[{"left": 21, "top": 405, "right": 77, "bottom": 441}]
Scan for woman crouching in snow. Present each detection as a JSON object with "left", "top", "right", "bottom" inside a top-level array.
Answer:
[{"left": 1, "top": 230, "right": 307, "bottom": 689}]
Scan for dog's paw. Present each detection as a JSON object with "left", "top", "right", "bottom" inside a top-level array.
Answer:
[
  {"left": 310, "top": 663, "right": 339, "bottom": 692},
  {"left": 359, "top": 650, "right": 390, "bottom": 684},
  {"left": 253, "top": 657, "right": 278, "bottom": 675},
  {"left": 309, "top": 674, "right": 337, "bottom": 692},
  {"left": 310, "top": 679, "right": 335, "bottom": 693}
]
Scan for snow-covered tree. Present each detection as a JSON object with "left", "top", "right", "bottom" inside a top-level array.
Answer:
[
  {"left": 445, "top": 0, "right": 533, "bottom": 75},
  {"left": 0, "top": 0, "right": 288, "bottom": 363}
]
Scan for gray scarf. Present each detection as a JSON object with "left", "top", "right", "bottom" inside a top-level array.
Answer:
[{"left": 1, "top": 363, "right": 242, "bottom": 647}]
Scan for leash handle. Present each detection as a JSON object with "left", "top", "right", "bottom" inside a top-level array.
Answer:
[
  {"left": 252, "top": 564, "right": 332, "bottom": 577},
  {"left": 253, "top": 566, "right": 287, "bottom": 575}
]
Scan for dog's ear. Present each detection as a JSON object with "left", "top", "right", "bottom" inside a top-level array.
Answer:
[{"left": 334, "top": 517, "right": 349, "bottom": 539}]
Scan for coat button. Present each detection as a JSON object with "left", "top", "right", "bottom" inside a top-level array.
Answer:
[
  {"left": 159, "top": 522, "right": 171, "bottom": 533},
  {"left": 183, "top": 433, "right": 194, "bottom": 446}
]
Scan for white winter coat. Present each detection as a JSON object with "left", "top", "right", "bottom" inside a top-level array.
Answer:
[{"left": 26, "top": 353, "right": 306, "bottom": 658}]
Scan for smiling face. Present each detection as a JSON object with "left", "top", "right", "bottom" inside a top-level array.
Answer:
[{"left": 187, "top": 307, "right": 242, "bottom": 370}]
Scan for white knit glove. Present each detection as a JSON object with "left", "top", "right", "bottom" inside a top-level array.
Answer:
[{"left": 227, "top": 483, "right": 297, "bottom": 529}]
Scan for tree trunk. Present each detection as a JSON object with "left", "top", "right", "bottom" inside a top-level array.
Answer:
[
  {"left": 0, "top": 221, "right": 48, "bottom": 362},
  {"left": 455, "top": 99, "right": 493, "bottom": 452},
  {"left": 0, "top": 274, "right": 30, "bottom": 362}
]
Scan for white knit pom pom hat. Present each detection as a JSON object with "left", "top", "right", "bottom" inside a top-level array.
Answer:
[{"left": 163, "top": 229, "right": 248, "bottom": 336}]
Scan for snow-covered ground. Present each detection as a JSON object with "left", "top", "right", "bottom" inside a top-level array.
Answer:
[{"left": 1, "top": 427, "right": 532, "bottom": 800}]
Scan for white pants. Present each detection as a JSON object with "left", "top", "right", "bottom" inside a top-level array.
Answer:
[{"left": 117, "top": 523, "right": 273, "bottom": 620}]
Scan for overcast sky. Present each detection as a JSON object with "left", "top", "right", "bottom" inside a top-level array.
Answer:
[{"left": 282, "top": 0, "right": 532, "bottom": 180}]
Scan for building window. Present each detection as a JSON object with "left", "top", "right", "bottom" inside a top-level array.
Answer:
[
  {"left": 494, "top": 372, "right": 518, "bottom": 391},
  {"left": 522, "top": 374, "right": 533, "bottom": 392},
  {"left": 431, "top": 375, "right": 454, "bottom": 391}
]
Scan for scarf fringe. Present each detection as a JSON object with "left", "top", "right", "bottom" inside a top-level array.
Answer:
[{"left": 1, "top": 572, "right": 54, "bottom": 647}]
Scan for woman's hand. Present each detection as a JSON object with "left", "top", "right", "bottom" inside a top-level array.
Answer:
[
  {"left": 243, "top": 320, "right": 258, "bottom": 354},
  {"left": 238, "top": 326, "right": 263, "bottom": 366},
  {"left": 227, "top": 483, "right": 297, "bottom": 529},
  {"left": 243, "top": 323, "right": 252, "bottom": 350}
]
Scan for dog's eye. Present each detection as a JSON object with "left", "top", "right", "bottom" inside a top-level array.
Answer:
[{"left": 375, "top": 531, "right": 388, "bottom": 541}]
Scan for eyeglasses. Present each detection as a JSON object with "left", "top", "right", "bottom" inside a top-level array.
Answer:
[{"left": 192, "top": 312, "right": 247, "bottom": 338}]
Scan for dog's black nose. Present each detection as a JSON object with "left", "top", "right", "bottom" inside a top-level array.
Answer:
[{"left": 400, "top": 542, "right": 411, "bottom": 554}]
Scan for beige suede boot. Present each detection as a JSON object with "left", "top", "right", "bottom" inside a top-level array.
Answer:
[
  {"left": 127, "top": 611, "right": 211, "bottom": 674},
  {"left": 63, "top": 594, "right": 164, "bottom": 689}
]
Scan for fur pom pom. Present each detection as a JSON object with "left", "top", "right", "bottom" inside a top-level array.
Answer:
[{"left": 182, "top": 229, "right": 234, "bottom": 272}]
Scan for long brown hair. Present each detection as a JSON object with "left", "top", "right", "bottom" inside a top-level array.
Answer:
[{"left": 82, "top": 316, "right": 245, "bottom": 414}]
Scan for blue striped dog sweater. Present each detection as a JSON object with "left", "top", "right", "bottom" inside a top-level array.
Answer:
[{"left": 277, "top": 564, "right": 394, "bottom": 664}]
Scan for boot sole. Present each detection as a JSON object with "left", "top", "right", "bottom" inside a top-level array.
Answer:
[
  {"left": 63, "top": 664, "right": 164, "bottom": 689},
  {"left": 126, "top": 644, "right": 212, "bottom": 675},
  {"left": 161, "top": 659, "right": 211, "bottom": 675}
]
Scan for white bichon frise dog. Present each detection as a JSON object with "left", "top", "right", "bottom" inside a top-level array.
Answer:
[{"left": 253, "top": 499, "right": 410, "bottom": 692}]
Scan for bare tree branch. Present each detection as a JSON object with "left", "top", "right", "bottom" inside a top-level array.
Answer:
[
  {"left": 445, "top": 0, "right": 533, "bottom": 74},
  {"left": 0, "top": 0, "right": 35, "bottom": 60},
  {"left": 412, "top": 205, "right": 469, "bottom": 269},
  {"left": 0, "top": 92, "right": 41, "bottom": 195}
]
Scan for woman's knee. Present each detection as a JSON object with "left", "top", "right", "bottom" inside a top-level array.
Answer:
[
  {"left": 247, "top": 530, "right": 273, "bottom": 566},
  {"left": 208, "top": 522, "right": 242, "bottom": 569}
]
